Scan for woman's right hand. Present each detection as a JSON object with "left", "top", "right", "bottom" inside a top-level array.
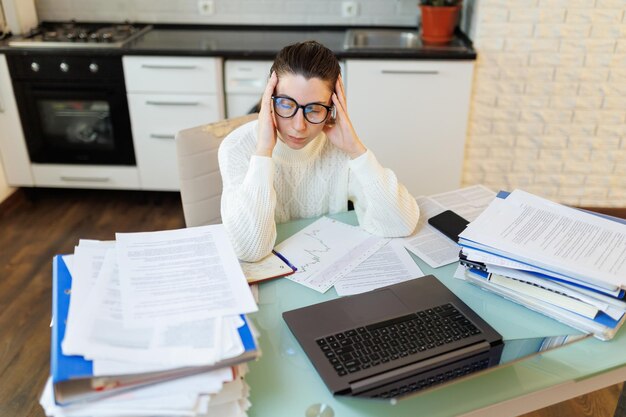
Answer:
[{"left": 255, "top": 71, "right": 279, "bottom": 157}]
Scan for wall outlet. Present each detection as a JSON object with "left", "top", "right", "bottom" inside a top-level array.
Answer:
[
  {"left": 197, "top": 0, "right": 215, "bottom": 16},
  {"left": 341, "top": 1, "right": 359, "bottom": 18}
]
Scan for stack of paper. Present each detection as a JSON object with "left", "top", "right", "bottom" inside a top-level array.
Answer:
[
  {"left": 458, "top": 189, "right": 626, "bottom": 341},
  {"left": 40, "top": 225, "right": 259, "bottom": 416},
  {"left": 275, "top": 217, "right": 425, "bottom": 296}
]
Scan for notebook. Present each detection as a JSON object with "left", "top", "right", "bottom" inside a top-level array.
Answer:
[{"left": 283, "top": 275, "right": 504, "bottom": 399}]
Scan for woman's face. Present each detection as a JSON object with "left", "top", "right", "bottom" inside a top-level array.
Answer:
[{"left": 273, "top": 73, "right": 333, "bottom": 150}]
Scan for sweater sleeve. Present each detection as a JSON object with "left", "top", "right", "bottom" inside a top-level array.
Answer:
[
  {"left": 347, "top": 150, "right": 419, "bottom": 237},
  {"left": 218, "top": 126, "right": 277, "bottom": 262}
]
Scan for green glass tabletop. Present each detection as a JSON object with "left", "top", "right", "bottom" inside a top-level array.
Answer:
[{"left": 245, "top": 212, "right": 626, "bottom": 417}]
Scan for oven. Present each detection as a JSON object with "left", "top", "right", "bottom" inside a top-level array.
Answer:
[
  {"left": 6, "top": 22, "right": 151, "bottom": 169},
  {"left": 7, "top": 53, "right": 135, "bottom": 165}
]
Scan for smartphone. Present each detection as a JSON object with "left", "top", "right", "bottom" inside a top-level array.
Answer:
[{"left": 427, "top": 210, "right": 469, "bottom": 243}]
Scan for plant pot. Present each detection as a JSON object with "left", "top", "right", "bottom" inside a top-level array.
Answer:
[{"left": 419, "top": 4, "right": 461, "bottom": 45}]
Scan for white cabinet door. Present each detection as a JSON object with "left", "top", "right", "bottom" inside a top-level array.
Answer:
[
  {"left": 345, "top": 60, "right": 474, "bottom": 197},
  {"left": 123, "top": 56, "right": 225, "bottom": 191},
  {"left": 224, "top": 60, "right": 272, "bottom": 118},
  {"left": 0, "top": 54, "right": 33, "bottom": 186},
  {"left": 31, "top": 164, "right": 139, "bottom": 189},
  {"left": 123, "top": 56, "right": 222, "bottom": 94},
  {"left": 128, "top": 93, "right": 222, "bottom": 190}
]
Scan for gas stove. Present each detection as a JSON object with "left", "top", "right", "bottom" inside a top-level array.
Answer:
[{"left": 8, "top": 21, "right": 151, "bottom": 48}]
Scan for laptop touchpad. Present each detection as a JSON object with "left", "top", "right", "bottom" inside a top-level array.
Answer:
[{"left": 341, "top": 289, "right": 408, "bottom": 325}]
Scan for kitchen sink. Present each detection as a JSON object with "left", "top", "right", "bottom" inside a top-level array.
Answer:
[{"left": 343, "top": 29, "right": 422, "bottom": 50}]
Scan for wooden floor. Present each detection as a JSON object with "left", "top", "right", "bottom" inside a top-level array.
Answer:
[{"left": 0, "top": 188, "right": 623, "bottom": 417}]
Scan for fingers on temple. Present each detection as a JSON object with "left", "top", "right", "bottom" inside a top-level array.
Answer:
[{"left": 335, "top": 76, "right": 348, "bottom": 111}]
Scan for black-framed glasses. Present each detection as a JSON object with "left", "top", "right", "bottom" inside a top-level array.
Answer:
[{"left": 271, "top": 95, "right": 333, "bottom": 124}]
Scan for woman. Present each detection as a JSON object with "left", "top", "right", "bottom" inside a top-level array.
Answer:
[{"left": 219, "top": 40, "right": 419, "bottom": 262}]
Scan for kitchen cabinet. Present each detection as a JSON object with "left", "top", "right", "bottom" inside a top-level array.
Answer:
[
  {"left": 0, "top": 54, "right": 33, "bottom": 186},
  {"left": 224, "top": 60, "right": 272, "bottom": 118},
  {"left": 30, "top": 164, "right": 140, "bottom": 189},
  {"left": 345, "top": 59, "right": 474, "bottom": 197},
  {"left": 123, "top": 56, "right": 224, "bottom": 191}
]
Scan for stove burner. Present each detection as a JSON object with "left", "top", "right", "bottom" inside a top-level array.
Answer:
[{"left": 9, "top": 22, "right": 151, "bottom": 48}]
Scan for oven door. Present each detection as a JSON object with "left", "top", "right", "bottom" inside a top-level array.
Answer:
[{"left": 13, "top": 80, "right": 135, "bottom": 165}]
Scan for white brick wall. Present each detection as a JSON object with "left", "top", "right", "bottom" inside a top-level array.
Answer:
[{"left": 465, "top": 1, "right": 626, "bottom": 207}]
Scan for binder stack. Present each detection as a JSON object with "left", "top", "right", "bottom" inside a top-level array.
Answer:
[
  {"left": 458, "top": 190, "right": 626, "bottom": 341},
  {"left": 39, "top": 225, "right": 260, "bottom": 416}
]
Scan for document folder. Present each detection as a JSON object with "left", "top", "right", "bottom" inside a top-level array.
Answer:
[{"left": 51, "top": 255, "right": 259, "bottom": 405}]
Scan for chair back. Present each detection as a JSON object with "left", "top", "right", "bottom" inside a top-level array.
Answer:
[{"left": 175, "top": 113, "right": 258, "bottom": 227}]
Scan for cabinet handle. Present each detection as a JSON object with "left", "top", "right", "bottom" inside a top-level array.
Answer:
[
  {"left": 145, "top": 100, "right": 201, "bottom": 106},
  {"left": 141, "top": 64, "right": 198, "bottom": 70},
  {"left": 60, "top": 176, "right": 110, "bottom": 182},
  {"left": 381, "top": 70, "right": 440, "bottom": 75},
  {"left": 230, "top": 78, "right": 263, "bottom": 86},
  {"left": 150, "top": 133, "right": 176, "bottom": 139}
]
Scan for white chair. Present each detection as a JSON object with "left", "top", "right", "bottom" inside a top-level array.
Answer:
[{"left": 175, "top": 113, "right": 258, "bottom": 227}]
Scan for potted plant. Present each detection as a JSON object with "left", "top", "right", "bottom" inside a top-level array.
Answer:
[{"left": 419, "top": 0, "right": 462, "bottom": 45}]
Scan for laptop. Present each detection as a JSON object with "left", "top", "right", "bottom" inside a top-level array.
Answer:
[{"left": 283, "top": 275, "right": 504, "bottom": 399}]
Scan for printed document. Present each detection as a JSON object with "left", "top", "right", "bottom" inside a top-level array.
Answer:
[
  {"left": 116, "top": 225, "right": 257, "bottom": 326},
  {"left": 62, "top": 240, "right": 115, "bottom": 355},
  {"left": 403, "top": 185, "right": 496, "bottom": 268},
  {"left": 461, "top": 189, "right": 626, "bottom": 290},
  {"left": 429, "top": 184, "right": 496, "bottom": 222},
  {"left": 80, "top": 250, "right": 241, "bottom": 367},
  {"left": 334, "top": 239, "right": 425, "bottom": 296},
  {"left": 403, "top": 196, "right": 458, "bottom": 268},
  {"left": 275, "top": 217, "right": 387, "bottom": 293}
]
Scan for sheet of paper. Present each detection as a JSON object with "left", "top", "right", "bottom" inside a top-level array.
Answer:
[
  {"left": 462, "top": 247, "right": 620, "bottom": 297},
  {"left": 453, "top": 264, "right": 466, "bottom": 280},
  {"left": 486, "top": 264, "right": 611, "bottom": 313},
  {"left": 429, "top": 184, "right": 496, "bottom": 222},
  {"left": 76, "top": 249, "right": 238, "bottom": 368},
  {"left": 62, "top": 241, "right": 115, "bottom": 355},
  {"left": 403, "top": 186, "right": 496, "bottom": 269},
  {"left": 462, "top": 189, "right": 626, "bottom": 290},
  {"left": 403, "top": 196, "right": 460, "bottom": 268},
  {"left": 115, "top": 225, "right": 257, "bottom": 327},
  {"left": 334, "top": 239, "right": 425, "bottom": 296},
  {"left": 275, "top": 217, "right": 386, "bottom": 293},
  {"left": 61, "top": 254, "right": 75, "bottom": 278},
  {"left": 39, "top": 370, "right": 236, "bottom": 417}
]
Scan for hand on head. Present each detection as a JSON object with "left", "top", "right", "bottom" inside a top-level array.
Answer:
[
  {"left": 324, "top": 75, "right": 367, "bottom": 159},
  {"left": 255, "top": 71, "right": 279, "bottom": 157}
]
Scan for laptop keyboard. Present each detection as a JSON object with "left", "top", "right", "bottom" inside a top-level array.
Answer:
[{"left": 315, "top": 303, "right": 482, "bottom": 377}]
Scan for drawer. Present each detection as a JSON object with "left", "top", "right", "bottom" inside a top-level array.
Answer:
[
  {"left": 128, "top": 93, "right": 222, "bottom": 191},
  {"left": 123, "top": 56, "right": 222, "bottom": 94},
  {"left": 31, "top": 164, "right": 140, "bottom": 189},
  {"left": 225, "top": 60, "right": 272, "bottom": 94},
  {"left": 127, "top": 93, "right": 222, "bottom": 137}
]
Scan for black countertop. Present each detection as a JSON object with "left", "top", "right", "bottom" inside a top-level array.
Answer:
[{"left": 0, "top": 25, "right": 476, "bottom": 60}]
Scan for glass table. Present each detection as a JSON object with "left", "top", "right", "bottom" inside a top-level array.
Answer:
[{"left": 245, "top": 212, "right": 626, "bottom": 417}]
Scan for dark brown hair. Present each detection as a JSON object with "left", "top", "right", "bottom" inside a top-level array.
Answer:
[{"left": 270, "top": 40, "right": 340, "bottom": 90}]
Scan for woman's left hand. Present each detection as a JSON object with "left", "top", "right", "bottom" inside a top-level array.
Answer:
[{"left": 324, "top": 75, "right": 367, "bottom": 159}]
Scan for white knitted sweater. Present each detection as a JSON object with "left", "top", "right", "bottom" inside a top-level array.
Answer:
[{"left": 218, "top": 120, "right": 419, "bottom": 261}]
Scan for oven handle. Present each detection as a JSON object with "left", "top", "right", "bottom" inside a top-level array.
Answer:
[
  {"left": 141, "top": 64, "right": 199, "bottom": 70},
  {"left": 60, "top": 176, "right": 110, "bottom": 183},
  {"left": 150, "top": 134, "right": 176, "bottom": 139},
  {"left": 145, "top": 100, "right": 201, "bottom": 106}
]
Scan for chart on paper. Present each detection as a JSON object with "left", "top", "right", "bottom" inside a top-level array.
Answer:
[{"left": 275, "top": 217, "right": 386, "bottom": 293}]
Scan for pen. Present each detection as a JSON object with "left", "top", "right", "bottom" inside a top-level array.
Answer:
[{"left": 272, "top": 250, "right": 298, "bottom": 272}]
